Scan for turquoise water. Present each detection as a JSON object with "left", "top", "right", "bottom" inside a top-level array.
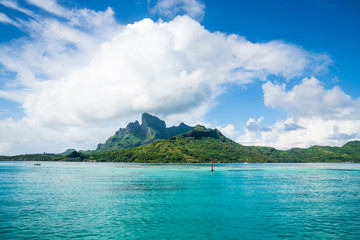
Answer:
[{"left": 1, "top": 162, "right": 360, "bottom": 239}]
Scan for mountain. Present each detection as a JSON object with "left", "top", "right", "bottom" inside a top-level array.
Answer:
[
  {"left": 1, "top": 116, "right": 359, "bottom": 163},
  {"left": 94, "top": 113, "right": 194, "bottom": 153},
  {"left": 69, "top": 126, "right": 360, "bottom": 163},
  {"left": 79, "top": 125, "right": 272, "bottom": 163},
  {"left": 69, "top": 126, "right": 359, "bottom": 163}
]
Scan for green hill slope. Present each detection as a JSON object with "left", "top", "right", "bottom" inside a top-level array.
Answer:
[
  {"left": 82, "top": 126, "right": 280, "bottom": 163},
  {"left": 93, "top": 113, "right": 194, "bottom": 153},
  {"left": 1, "top": 124, "right": 359, "bottom": 163},
  {"left": 76, "top": 127, "right": 360, "bottom": 163},
  {"left": 282, "top": 141, "right": 360, "bottom": 162}
]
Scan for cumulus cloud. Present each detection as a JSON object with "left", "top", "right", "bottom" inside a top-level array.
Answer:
[
  {"left": 263, "top": 77, "right": 355, "bottom": 119},
  {"left": 283, "top": 123, "right": 305, "bottom": 131},
  {"left": 19, "top": 16, "right": 327, "bottom": 128},
  {"left": 217, "top": 124, "right": 237, "bottom": 139},
  {"left": 0, "top": 117, "right": 120, "bottom": 155},
  {"left": 237, "top": 117, "right": 359, "bottom": 149},
  {"left": 149, "top": 0, "right": 205, "bottom": 21},
  {"left": 271, "top": 118, "right": 357, "bottom": 149},
  {"left": 236, "top": 117, "right": 269, "bottom": 145},
  {"left": 0, "top": 1, "right": 332, "bottom": 154},
  {"left": 236, "top": 78, "right": 360, "bottom": 149},
  {"left": 245, "top": 118, "right": 262, "bottom": 132}
]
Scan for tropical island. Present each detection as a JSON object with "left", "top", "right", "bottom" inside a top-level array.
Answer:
[{"left": 1, "top": 113, "right": 359, "bottom": 163}]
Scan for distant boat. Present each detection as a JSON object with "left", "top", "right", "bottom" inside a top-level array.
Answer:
[{"left": 34, "top": 163, "right": 41, "bottom": 166}]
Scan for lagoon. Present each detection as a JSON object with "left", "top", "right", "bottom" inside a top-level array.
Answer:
[{"left": 1, "top": 162, "right": 360, "bottom": 239}]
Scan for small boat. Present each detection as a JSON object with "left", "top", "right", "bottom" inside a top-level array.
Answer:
[{"left": 34, "top": 163, "right": 41, "bottom": 166}]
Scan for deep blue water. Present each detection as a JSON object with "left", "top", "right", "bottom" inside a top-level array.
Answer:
[{"left": 1, "top": 162, "right": 360, "bottom": 239}]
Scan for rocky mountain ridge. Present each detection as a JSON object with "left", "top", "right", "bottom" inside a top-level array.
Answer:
[
  {"left": 1, "top": 121, "right": 360, "bottom": 163},
  {"left": 94, "top": 113, "right": 194, "bottom": 152}
]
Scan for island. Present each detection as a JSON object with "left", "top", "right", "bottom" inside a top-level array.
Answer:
[{"left": 1, "top": 113, "right": 359, "bottom": 163}]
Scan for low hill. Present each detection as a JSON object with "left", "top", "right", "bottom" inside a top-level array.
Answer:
[{"left": 282, "top": 141, "right": 360, "bottom": 162}]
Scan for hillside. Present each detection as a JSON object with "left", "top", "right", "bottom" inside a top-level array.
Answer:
[
  {"left": 55, "top": 127, "right": 360, "bottom": 163},
  {"left": 93, "top": 113, "right": 194, "bottom": 153},
  {"left": 66, "top": 125, "right": 273, "bottom": 163},
  {"left": 282, "top": 141, "right": 360, "bottom": 162},
  {"left": 1, "top": 122, "right": 359, "bottom": 163}
]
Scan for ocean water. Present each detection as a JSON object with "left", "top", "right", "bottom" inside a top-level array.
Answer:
[{"left": 1, "top": 162, "right": 360, "bottom": 239}]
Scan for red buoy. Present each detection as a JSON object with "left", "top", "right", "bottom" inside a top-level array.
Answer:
[{"left": 211, "top": 158, "right": 213, "bottom": 172}]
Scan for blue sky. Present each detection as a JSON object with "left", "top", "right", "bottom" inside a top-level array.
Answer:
[{"left": 0, "top": 0, "right": 359, "bottom": 154}]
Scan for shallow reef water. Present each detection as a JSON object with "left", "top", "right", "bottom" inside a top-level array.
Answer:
[{"left": 1, "top": 161, "right": 360, "bottom": 239}]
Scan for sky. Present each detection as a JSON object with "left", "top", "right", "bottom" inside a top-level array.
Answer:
[{"left": 0, "top": 0, "right": 359, "bottom": 155}]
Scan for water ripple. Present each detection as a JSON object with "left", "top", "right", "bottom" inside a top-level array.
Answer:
[{"left": 1, "top": 162, "right": 360, "bottom": 239}]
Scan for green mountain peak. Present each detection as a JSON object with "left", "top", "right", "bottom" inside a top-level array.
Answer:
[
  {"left": 173, "top": 125, "right": 227, "bottom": 141},
  {"left": 141, "top": 113, "right": 166, "bottom": 131},
  {"left": 94, "top": 113, "right": 194, "bottom": 153},
  {"left": 2, "top": 122, "right": 360, "bottom": 163}
]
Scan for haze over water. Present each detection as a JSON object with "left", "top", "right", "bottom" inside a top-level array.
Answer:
[{"left": 1, "top": 162, "right": 360, "bottom": 239}]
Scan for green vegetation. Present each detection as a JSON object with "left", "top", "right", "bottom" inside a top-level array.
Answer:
[
  {"left": 0, "top": 153, "right": 59, "bottom": 161},
  {"left": 85, "top": 125, "right": 275, "bottom": 163},
  {"left": 1, "top": 113, "right": 359, "bottom": 163},
  {"left": 93, "top": 113, "right": 194, "bottom": 153},
  {"left": 1, "top": 126, "right": 359, "bottom": 163}
]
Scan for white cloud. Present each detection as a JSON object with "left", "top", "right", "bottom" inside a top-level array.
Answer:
[
  {"left": 236, "top": 117, "right": 268, "bottom": 146},
  {"left": 263, "top": 77, "right": 356, "bottom": 119},
  {"left": 0, "top": 117, "right": 120, "bottom": 155},
  {"left": 0, "top": 12, "right": 19, "bottom": 26},
  {"left": 245, "top": 118, "right": 359, "bottom": 150},
  {"left": 236, "top": 78, "right": 360, "bottom": 149},
  {"left": 231, "top": 42, "right": 331, "bottom": 80},
  {"left": 0, "top": 89, "right": 28, "bottom": 102},
  {"left": 21, "top": 16, "right": 328, "bottom": 127},
  {"left": 0, "top": 6, "right": 118, "bottom": 88},
  {"left": 245, "top": 117, "right": 263, "bottom": 132},
  {"left": 217, "top": 124, "right": 237, "bottom": 139},
  {"left": 0, "top": 0, "right": 34, "bottom": 16},
  {"left": 69, "top": 7, "right": 115, "bottom": 27},
  {"left": 0, "top": 2, "right": 332, "bottom": 154},
  {"left": 149, "top": 0, "right": 205, "bottom": 21},
  {"left": 26, "top": 0, "right": 67, "bottom": 17}
]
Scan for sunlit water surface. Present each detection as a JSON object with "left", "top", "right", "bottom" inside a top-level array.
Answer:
[{"left": 1, "top": 162, "right": 360, "bottom": 239}]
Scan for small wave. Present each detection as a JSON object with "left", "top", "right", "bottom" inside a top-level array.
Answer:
[
  {"left": 321, "top": 169, "right": 360, "bottom": 172},
  {"left": 227, "top": 169, "right": 264, "bottom": 172}
]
